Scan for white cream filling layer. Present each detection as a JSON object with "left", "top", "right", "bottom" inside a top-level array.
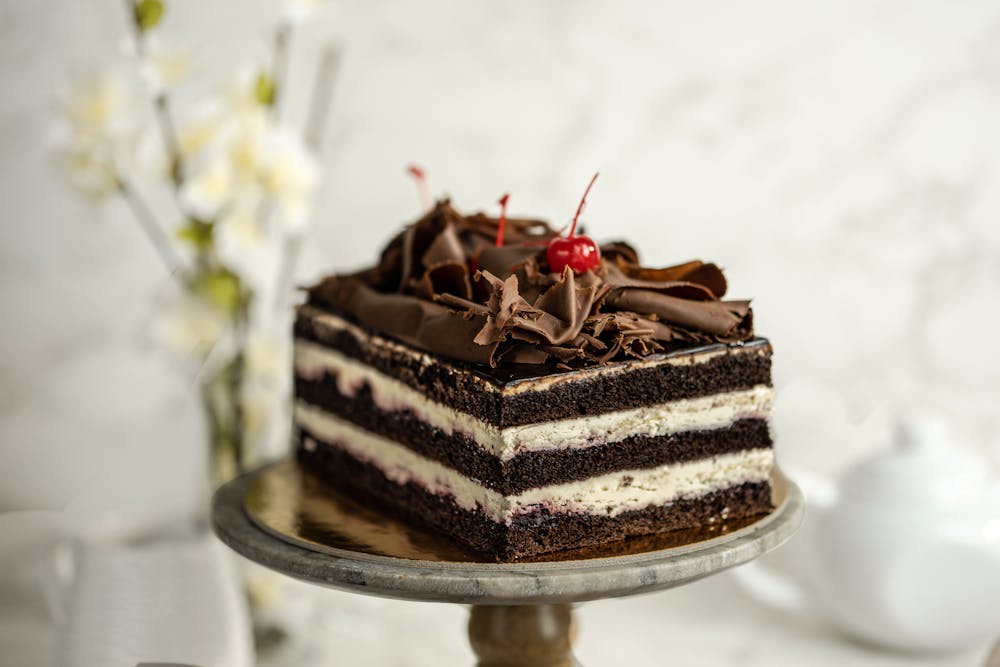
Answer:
[
  {"left": 296, "top": 401, "right": 774, "bottom": 524},
  {"left": 295, "top": 339, "right": 773, "bottom": 461}
]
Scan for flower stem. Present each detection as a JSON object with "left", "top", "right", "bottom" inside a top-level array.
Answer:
[
  {"left": 272, "top": 235, "right": 304, "bottom": 311},
  {"left": 122, "top": 0, "right": 184, "bottom": 189},
  {"left": 272, "top": 43, "right": 340, "bottom": 311},
  {"left": 154, "top": 94, "right": 184, "bottom": 187},
  {"left": 305, "top": 44, "right": 341, "bottom": 151},
  {"left": 271, "top": 22, "right": 292, "bottom": 119},
  {"left": 117, "top": 177, "right": 187, "bottom": 281},
  {"left": 229, "top": 305, "right": 249, "bottom": 474}
]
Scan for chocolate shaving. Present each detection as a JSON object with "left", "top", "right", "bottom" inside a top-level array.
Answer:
[
  {"left": 307, "top": 199, "right": 756, "bottom": 367},
  {"left": 422, "top": 223, "right": 466, "bottom": 268}
]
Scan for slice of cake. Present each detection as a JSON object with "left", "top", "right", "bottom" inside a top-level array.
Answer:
[{"left": 294, "top": 196, "right": 774, "bottom": 560}]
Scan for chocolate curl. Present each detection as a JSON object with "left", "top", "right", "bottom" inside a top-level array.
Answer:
[
  {"left": 341, "top": 279, "right": 498, "bottom": 364},
  {"left": 398, "top": 200, "right": 467, "bottom": 289},
  {"left": 605, "top": 289, "right": 752, "bottom": 339},
  {"left": 602, "top": 261, "right": 718, "bottom": 301},
  {"left": 580, "top": 312, "right": 658, "bottom": 362},
  {"left": 421, "top": 222, "right": 467, "bottom": 268},
  {"left": 464, "top": 212, "right": 555, "bottom": 245},
  {"left": 526, "top": 267, "right": 606, "bottom": 345},
  {"left": 475, "top": 244, "right": 545, "bottom": 278},
  {"left": 410, "top": 261, "right": 473, "bottom": 300},
  {"left": 308, "top": 200, "right": 756, "bottom": 368},
  {"left": 473, "top": 272, "right": 540, "bottom": 347},
  {"left": 600, "top": 241, "right": 639, "bottom": 265},
  {"left": 610, "top": 256, "right": 728, "bottom": 298},
  {"left": 435, "top": 293, "right": 490, "bottom": 316}
]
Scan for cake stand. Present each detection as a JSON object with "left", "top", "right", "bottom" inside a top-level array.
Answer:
[{"left": 212, "top": 459, "right": 803, "bottom": 666}]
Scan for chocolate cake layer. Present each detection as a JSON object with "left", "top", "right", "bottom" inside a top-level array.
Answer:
[
  {"left": 295, "top": 379, "right": 772, "bottom": 493},
  {"left": 297, "top": 441, "right": 773, "bottom": 560},
  {"left": 295, "top": 305, "right": 772, "bottom": 428}
]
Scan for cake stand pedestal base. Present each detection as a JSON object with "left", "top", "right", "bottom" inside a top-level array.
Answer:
[
  {"left": 469, "top": 604, "right": 575, "bottom": 667},
  {"left": 212, "top": 459, "right": 803, "bottom": 666}
]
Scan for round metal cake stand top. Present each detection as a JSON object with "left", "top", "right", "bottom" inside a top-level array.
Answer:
[{"left": 212, "top": 460, "right": 804, "bottom": 667}]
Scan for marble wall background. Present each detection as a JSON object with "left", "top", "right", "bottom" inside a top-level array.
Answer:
[
  {"left": 1, "top": 0, "right": 999, "bottom": 664},
  {"left": 4, "top": 0, "right": 998, "bottom": 519}
]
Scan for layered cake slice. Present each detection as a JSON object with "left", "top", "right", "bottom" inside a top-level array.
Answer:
[{"left": 294, "top": 193, "right": 775, "bottom": 560}]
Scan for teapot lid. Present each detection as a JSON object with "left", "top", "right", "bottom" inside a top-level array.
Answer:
[{"left": 840, "top": 415, "right": 990, "bottom": 506}]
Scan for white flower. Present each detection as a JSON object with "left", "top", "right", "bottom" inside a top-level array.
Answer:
[
  {"left": 225, "top": 108, "right": 270, "bottom": 184},
  {"left": 258, "top": 125, "right": 320, "bottom": 233},
  {"left": 50, "top": 71, "right": 139, "bottom": 200},
  {"left": 180, "top": 154, "right": 234, "bottom": 220},
  {"left": 58, "top": 72, "right": 136, "bottom": 143},
  {"left": 154, "top": 291, "right": 233, "bottom": 372},
  {"left": 228, "top": 66, "right": 271, "bottom": 116},
  {"left": 282, "top": 0, "right": 334, "bottom": 24},
  {"left": 135, "top": 100, "right": 229, "bottom": 182},
  {"left": 51, "top": 134, "right": 121, "bottom": 200},
  {"left": 132, "top": 36, "right": 193, "bottom": 96},
  {"left": 177, "top": 100, "right": 226, "bottom": 160},
  {"left": 215, "top": 204, "right": 280, "bottom": 295},
  {"left": 175, "top": 73, "right": 319, "bottom": 235}
]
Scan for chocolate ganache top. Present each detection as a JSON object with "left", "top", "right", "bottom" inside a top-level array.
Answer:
[{"left": 306, "top": 200, "right": 754, "bottom": 368}]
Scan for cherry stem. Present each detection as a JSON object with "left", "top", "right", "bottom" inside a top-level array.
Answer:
[
  {"left": 406, "top": 164, "right": 430, "bottom": 211},
  {"left": 495, "top": 193, "right": 510, "bottom": 247},
  {"left": 568, "top": 172, "right": 599, "bottom": 238}
]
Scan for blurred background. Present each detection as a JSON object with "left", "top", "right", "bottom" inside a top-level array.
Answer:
[{"left": 2, "top": 0, "right": 999, "bottom": 665}]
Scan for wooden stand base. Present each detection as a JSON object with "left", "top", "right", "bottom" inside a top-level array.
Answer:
[{"left": 468, "top": 604, "right": 576, "bottom": 667}]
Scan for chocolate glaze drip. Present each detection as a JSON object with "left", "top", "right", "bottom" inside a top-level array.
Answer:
[{"left": 307, "top": 200, "right": 754, "bottom": 367}]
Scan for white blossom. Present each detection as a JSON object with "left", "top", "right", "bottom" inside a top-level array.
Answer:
[
  {"left": 50, "top": 72, "right": 138, "bottom": 200},
  {"left": 224, "top": 108, "right": 271, "bottom": 186},
  {"left": 133, "top": 36, "right": 192, "bottom": 96},
  {"left": 177, "top": 100, "right": 227, "bottom": 160},
  {"left": 154, "top": 290, "right": 233, "bottom": 371},
  {"left": 180, "top": 153, "right": 234, "bottom": 220},
  {"left": 228, "top": 66, "right": 271, "bottom": 116},
  {"left": 215, "top": 204, "right": 280, "bottom": 296},
  {"left": 59, "top": 72, "right": 136, "bottom": 143},
  {"left": 51, "top": 136, "right": 121, "bottom": 200},
  {"left": 282, "top": 0, "right": 334, "bottom": 25},
  {"left": 258, "top": 125, "right": 320, "bottom": 233},
  {"left": 176, "top": 85, "right": 319, "bottom": 234}
]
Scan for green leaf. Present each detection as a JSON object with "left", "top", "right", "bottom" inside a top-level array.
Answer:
[
  {"left": 133, "top": 0, "right": 165, "bottom": 32},
  {"left": 195, "top": 269, "right": 244, "bottom": 313},
  {"left": 176, "top": 219, "right": 214, "bottom": 250},
  {"left": 254, "top": 72, "right": 276, "bottom": 107}
]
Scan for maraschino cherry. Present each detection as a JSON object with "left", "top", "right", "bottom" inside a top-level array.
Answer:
[
  {"left": 495, "top": 192, "right": 510, "bottom": 246},
  {"left": 547, "top": 172, "right": 601, "bottom": 274},
  {"left": 406, "top": 164, "right": 430, "bottom": 211}
]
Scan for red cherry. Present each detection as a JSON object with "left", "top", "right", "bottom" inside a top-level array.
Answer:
[
  {"left": 495, "top": 192, "right": 510, "bottom": 246},
  {"left": 547, "top": 172, "right": 601, "bottom": 274},
  {"left": 547, "top": 235, "right": 601, "bottom": 273}
]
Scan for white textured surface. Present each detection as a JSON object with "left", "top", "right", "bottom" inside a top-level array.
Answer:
[{"left": 1, "top": 0, "right": 999, "bottom": 665}]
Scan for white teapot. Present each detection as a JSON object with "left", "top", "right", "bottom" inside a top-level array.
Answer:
[{"left": 738, "top": 416, "right": 1000, "bottom": 652}]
